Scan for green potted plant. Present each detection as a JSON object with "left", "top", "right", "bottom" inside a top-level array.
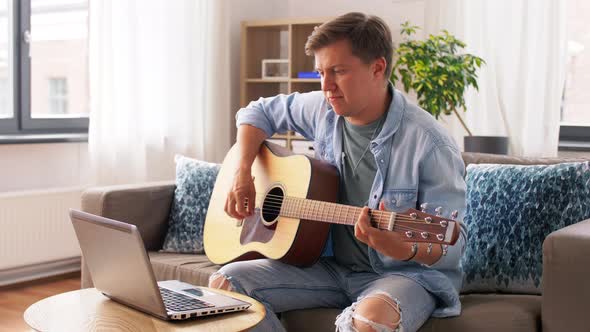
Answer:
[{"left": 391, "top": 22, "right": 508, "bottom": 154}]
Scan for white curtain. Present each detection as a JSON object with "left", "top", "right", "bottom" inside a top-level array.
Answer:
[
  {"left": 425, "top": 0, "right": 567, "bottom": 157},
  {"left": 88, "top": 0, "right": 230, "bottom": 185}
]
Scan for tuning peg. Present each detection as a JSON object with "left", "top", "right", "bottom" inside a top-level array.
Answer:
[
  {"left": 451, "top": 210, "right": 459, "bottom": 219},
  {"left": 410, "top": 212, "right": 418, "bottom": 219},
  {"left": 424, "top": 216, "right": 432, "bottom": 223},
  {"left": 435, "top": 206, "right": 443, "bottom": 216},
  {"left": 442, "top": 244, "right": 449, "bottom": 256},
  {"left": 420, "top": 203, "right": 428, "bottom": 213}
]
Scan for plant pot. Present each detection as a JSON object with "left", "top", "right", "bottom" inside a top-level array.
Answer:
[{"left": 464, "top": 136, "right": 509, "bottom": 155}]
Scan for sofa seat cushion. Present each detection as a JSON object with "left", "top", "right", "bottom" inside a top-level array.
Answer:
[
  {"left": 419, "top": 294, "right": 541, "bottom": 332},
  {"left": 148, "top": 252, "right": 220, "bottom": 287},
  {"left": 281, "top": 294, "right": 540, "bottom": 332}
]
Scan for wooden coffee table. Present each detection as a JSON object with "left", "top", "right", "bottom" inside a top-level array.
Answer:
[{"left": 24, "top": 287, "right": 265, "bottom": 331}]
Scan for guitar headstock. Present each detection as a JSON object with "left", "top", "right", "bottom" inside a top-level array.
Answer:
[{"left": 393, "top": 207, "right": 460, "bottom": 245}]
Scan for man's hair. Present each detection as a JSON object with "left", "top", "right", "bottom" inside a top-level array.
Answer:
[{"left": 305, "top": 12, "right": 394, "bottom": 79}]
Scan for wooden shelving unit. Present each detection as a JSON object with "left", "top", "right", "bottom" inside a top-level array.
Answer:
[{"left": 240, "top": 17, "right": 330, "bottom": 152}]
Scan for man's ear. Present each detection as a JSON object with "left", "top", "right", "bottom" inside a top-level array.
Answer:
[{"left": 372, "top": 57, "right": 387, "bottom": 79}]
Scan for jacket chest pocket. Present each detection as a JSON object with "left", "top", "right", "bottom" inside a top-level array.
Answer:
[
  {"left": 382, "top": 189, "right": 418, "bottom": 212},
  {"left": 313, "top": 141, "right": 324, "bottom": 159},
  {"left": 313, "top": 140, "right": 336, "bottom": 165}
]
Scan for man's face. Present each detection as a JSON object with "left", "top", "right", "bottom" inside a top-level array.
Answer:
[{"left": 314, "top": 39, "right": 383, "bottom": 121}]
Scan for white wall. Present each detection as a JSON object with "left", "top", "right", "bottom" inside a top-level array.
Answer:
[
  {"left": 0, "top": 143, "right": 91, "bottom": 192},
  {"left": 285, "top": 0, "right": 424, "bottom": 35},
  {"left": 558, "top": 150, "right": 590, "bottom": 158}
]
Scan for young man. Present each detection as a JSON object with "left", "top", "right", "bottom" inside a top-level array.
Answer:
[{"left": 209, "top": 12, "right": 467, "bottom": 332}]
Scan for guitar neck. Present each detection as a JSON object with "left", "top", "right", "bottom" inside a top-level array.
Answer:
[
  {"left": 255, "top": 191, "right": 458, "bottom": 245},
  {"left": 279, "top": 197, "right": 395, "bottom": 230}
]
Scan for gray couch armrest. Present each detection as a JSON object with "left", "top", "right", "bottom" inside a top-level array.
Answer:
[
  {"left": 80, "top": 181, "right": 176, "bottom": 288},
  {"left": 542, "top": 218, "right": 590, "bottom": 332}
]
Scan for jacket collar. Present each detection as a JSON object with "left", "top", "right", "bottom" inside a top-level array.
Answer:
[{"left": 373, "top": 82, "right": 406, "bottom": 145}]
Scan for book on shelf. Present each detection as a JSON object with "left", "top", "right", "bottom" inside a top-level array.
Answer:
[{"left": 297, "top": 71, "right": 320, "bottom": 79}]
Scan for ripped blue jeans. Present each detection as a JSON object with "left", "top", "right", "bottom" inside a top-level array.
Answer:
[{"left": 210, "top": 257, "right": 436, "bottom": 332}]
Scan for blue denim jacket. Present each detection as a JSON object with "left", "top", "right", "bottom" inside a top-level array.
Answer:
[{"left": 235, "top": 83, "right": 468, "bottom": 317}]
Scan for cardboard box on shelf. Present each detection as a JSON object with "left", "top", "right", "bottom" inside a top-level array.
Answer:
[
  {"left": 266, "top": 139, "right": 288, "bottom": 147},
  {"left": 291, "top": 140, "right": 315, "bottom": 157}
]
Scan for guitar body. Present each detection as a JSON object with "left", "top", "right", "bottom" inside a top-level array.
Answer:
[{"left": 204, "top": 142, "right": 339, "bottom": 267}]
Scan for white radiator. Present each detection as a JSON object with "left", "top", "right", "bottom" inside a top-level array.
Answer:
[{"left": 0, "top": 187, "right": 83, "bottom": 284}]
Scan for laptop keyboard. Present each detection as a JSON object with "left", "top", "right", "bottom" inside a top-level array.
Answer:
[{"left": 159, "top": 287, "right": 215, "bottom": 312}]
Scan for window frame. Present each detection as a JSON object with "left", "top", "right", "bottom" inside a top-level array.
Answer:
[
  {"left": 560, "top": 125, "right": 590, "bottom": 141},
  {"left": 0, "top": 0, "right": 88, "bottom": 137},
  {"left": 559, "top": 125, "right": 590, "bottom": 150}
]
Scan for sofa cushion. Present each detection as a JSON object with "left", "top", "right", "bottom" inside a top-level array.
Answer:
[
  {"left": 149, "top": 252, "right": 221, "bottom": 287},
  {"left": 280, "top": 294, "right": 541, "bottom": 332},
  {"left": 418, "top": 294, "right": 541, "bottom": 332},
  {"left": 161, "top": 155, "right": 220, "bottom": 253},
  {"left": 461, "top": 162, "right": 590, "bottom": 294}
]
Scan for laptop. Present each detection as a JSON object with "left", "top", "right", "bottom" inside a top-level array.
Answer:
[{"left": 69, "top": 209, "right": 251, "bottom": 320}]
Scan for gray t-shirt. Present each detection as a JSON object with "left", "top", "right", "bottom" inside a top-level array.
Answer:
[{"left": 332, "top": 114, "right": 386, "bottom": 272}]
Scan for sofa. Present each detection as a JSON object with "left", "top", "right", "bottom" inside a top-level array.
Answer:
[{"left": 80, "top": 152, "right": 590, "bottom": 332}]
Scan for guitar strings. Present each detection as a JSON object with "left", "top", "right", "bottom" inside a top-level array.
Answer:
[
  {"left": 238, "top": 193, "right": 449, "bottom": 237},
  {"left": 241, "top": 203, "right": 439, "bottom": 236},
  {"left": 256, "top": 198, "right": 432, "bottom": 224},
  {"left": 253, "top": 204, "right": 445, "bottom": 236},
  {"left": 253, "top": 193, "right": 450, "bottom": 224},
  {"left": 259, "top": 199, "right": 430, "bottom": 224}
]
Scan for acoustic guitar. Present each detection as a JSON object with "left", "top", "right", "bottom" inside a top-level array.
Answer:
[{"left": 203, "top": 141, "right": 460, "bottom": 267}]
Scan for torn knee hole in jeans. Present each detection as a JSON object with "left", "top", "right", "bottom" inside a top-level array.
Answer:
[
  {"left": 334, "top": 291, "right": 403, "bottom": 332},
  {"left": 208, "top": 272, "right": 234, "bottom": 291}
]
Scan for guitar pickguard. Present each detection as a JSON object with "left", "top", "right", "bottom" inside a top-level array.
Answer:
[{"left": 239, "top": 208, "right": 277, "bottom": 245}]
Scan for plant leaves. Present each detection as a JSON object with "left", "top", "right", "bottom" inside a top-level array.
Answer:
[{"left": 390, "top": 21, "right": 485, "bottom": 135}]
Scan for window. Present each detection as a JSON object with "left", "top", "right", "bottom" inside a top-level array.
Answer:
[
  {"left": 561, "top": 0, "right": 590, "bottom": 145},
  {"left": 0, "top": 0, "right": 13, "bottom": 123},
  {"left": 0, "top": 0, "right": 88, "bottom": 136},
  {"left": 48, "top": 77, "right": 67, "bottom": 115}
]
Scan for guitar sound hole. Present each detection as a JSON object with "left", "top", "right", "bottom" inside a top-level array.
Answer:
[{"left": 262, "top": 186, "right": 284, "bottom": 224}]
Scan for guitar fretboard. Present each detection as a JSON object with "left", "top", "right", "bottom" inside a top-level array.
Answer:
[
  {"left": 279, "top": 197, "right": 396, "bottom": 230},
  {"left": 254, "top": 193, "right": 457, "bottom": 245}
]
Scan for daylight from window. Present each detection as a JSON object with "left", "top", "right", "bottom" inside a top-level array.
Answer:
[
  {"left": 0, "top": 0, "right": 88, "bottom": 121},
  {"left": 0, "top": 0, "right": 12, "bottom": 119},
  {"left": 48, "top": 76, "right": 67, "bottom": 114},
  {"left": 30, "top": 0, "right": 88, "bottom": 118},
  {"left": 563, "top": 0, "right": 590, "bottom": 126}
]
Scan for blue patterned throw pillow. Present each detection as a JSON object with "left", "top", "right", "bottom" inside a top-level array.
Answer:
[
  {"left": 161, "top": 155, "right": 220, "bottom": 253},
  {"left": 461, "top": 162, "right": 590, "bottom": 294}
]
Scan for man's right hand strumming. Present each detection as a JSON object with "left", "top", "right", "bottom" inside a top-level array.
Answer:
[
  {"left": 225, "top": 167, "right": 256, "bottom": 219},
  {"left": 225, "top": 124, "right": 269, "bottom": 220}
]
